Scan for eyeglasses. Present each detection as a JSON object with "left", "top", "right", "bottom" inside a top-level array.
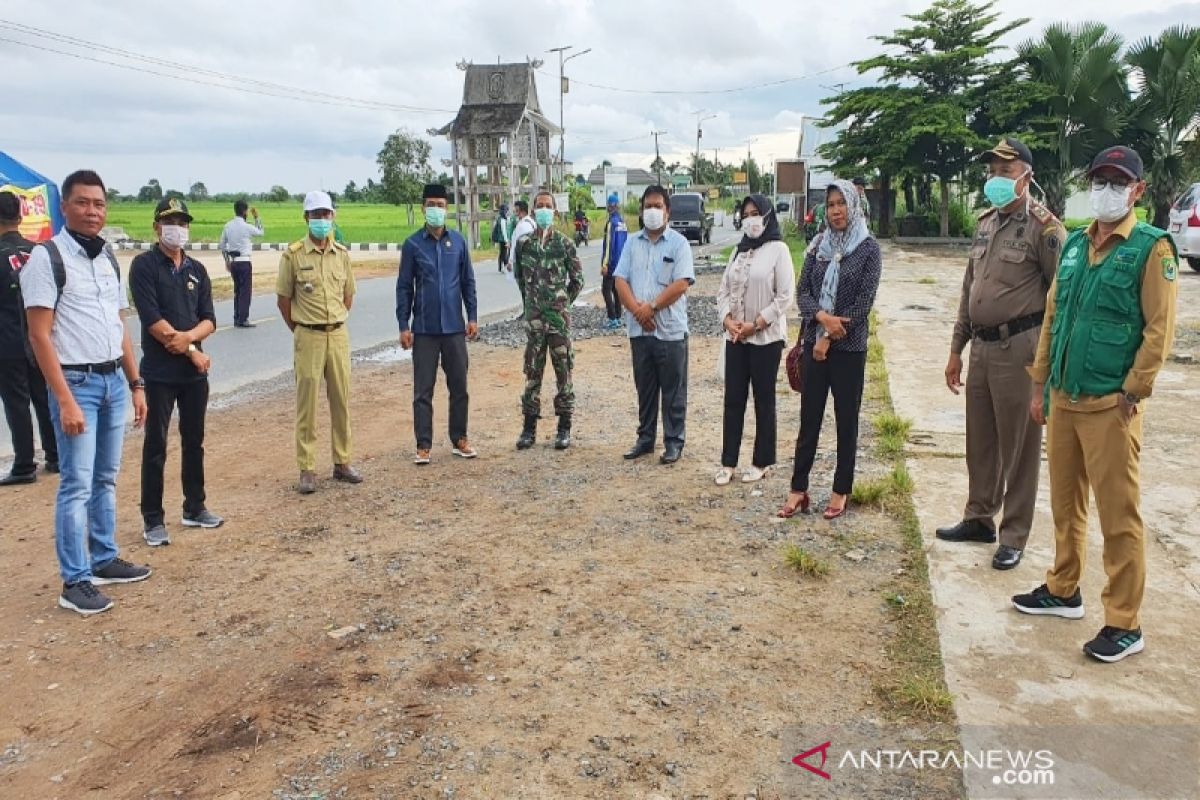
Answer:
[{"left": 1091, "top": 177, "right": 1132, "bottom": 191}]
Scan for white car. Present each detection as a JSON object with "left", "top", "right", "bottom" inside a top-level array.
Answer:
[{"left": 1167, "top": 182, "right": 1200, "bottom": 273}]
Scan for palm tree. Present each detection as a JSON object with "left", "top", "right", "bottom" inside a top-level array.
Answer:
[
  {"left": 1125, "top": 25, "right": 1200, "bottom": 228},
  {"left": 1016, "top": 23, "right": 1130, "bottom": 217}
]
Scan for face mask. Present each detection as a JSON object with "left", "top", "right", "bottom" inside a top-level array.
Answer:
[
  {"left": 425, "top": 207, "right": 446, "bottom": 227},
  {"left": 534, "top": 208, "right": 554, "bottom": 229},
  {"left": 160, "top": 224, "right": 189, "bottom": 249},
  {"left": 743, "top": 216, "right": 766, "bottom": 239},
  {"left": 983, "top": 171, "right": 1026, "bottom": 208},
  {"left": 642, "top": 208, "right": 665, "bottom": 231},
  {"left": 1090, "top": 185, "right": 1133, "bottom": 223},
  {"left": 307, "top": 218, "right": 333, "bottom": 239}
]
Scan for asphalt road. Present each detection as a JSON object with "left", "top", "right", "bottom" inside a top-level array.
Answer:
[{"left": 0, "top": 219, "right": 741, "bottom": 463}]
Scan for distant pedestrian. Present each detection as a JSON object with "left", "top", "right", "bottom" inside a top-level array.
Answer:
[
  {"left": 218, "top": 200, "right": 264, "bottom": 328},
  {"left": 492, "top": 203, "right": 511, "bottom": 273},
  {"left": 129, "top": 197, "right": 223, "bottom": 547},
  {"left": 0, "top": 190, "right": 58, "bottom": 484},
  {"left": 852, "top": 177, "right": 871, "bottom": 227},
  {"left": 21, "top": 169, "right": 152, "bottom": 615},
  {"left": 397, "top": 183, "right": 479, "bottom": 465},
  {"left": 600, "top": 193, "right": 627, "bottom": 331},
  {"left": 715, "top": 194, "right": 793, "bottom": 486},
  {"left": 513, "top": 191, "right": 583, "bottom": 451},
  {"left": 614, "top": 185, "right": 695, "bottom": 465},
  {"left": 275, "top": 190, "right": 362, "bottom": 494},
  {"left": 509, "top": 200, "right": 535, "bottom": 272}
]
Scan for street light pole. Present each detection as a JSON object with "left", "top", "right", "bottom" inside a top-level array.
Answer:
[
  {"left": 694, "top": 111, "right": 716, "bottom": 184},
  {"left": 547, "top": 44, "right": 590, "bottom": 190},
  {"left": 651, "top": 130, "right": 668, "bottom": 186}
]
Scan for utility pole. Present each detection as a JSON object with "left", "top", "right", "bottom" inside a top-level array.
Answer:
[
  {"left": 548, "top": 44, "right": 590, "bottom": 190},
  {"left": 694, "top": 111, "right": 716, "bottom": 184},
  {"left": 651, "top": 130, "right": 668, "bottom": 187},
  {"left": 745, "top": 137, "right": 758, "bottom": 193}
]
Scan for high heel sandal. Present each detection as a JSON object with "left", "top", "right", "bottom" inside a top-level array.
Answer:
[
  {"left": 823, "top": 495, "right": 848, "bottom": 521},
  {"left": 777, "top": 491, "right": 811, "bottom": 519}
]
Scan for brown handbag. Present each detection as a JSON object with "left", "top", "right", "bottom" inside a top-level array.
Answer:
[{"left": 785, "top": 322, "right": 805, "bottom": 392}]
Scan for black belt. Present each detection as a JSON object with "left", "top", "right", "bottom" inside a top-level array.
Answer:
[
  {"left": 972, "top": 311, "right": 1044, "bottom": 342},
  {"left": 297, "top": 321, "right": 344, "bottom": 332},
  {"left": 61, "top": 359, "right": 122, "bottom": 374}
]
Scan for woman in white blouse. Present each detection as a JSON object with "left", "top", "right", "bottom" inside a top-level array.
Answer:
[{"left": 715, "top": 194, "right": 795, "bottom": 485}]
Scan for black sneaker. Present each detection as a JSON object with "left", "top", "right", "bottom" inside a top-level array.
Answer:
[
  {"left": 1083, "top": 626, "right": 1144, "bottom": 663},
  {"left": 91, "top": 558, "right": 152, "bottom": 586},
  {"left": 182, "top": 510, "right": 225, "bottom": 529},
  {"left": 59, "top": 582, "right": 113, "bottom": 615},
  {"left": 1011, "top": 584, "right": 1084, "bottom": 619}
]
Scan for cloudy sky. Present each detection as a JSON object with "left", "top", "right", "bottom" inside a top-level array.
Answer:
[{"left": 2, "top": 0, "right": 1197, "bottom": 196}]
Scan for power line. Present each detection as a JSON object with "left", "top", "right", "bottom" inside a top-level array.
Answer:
[
  {"left": 534, "top": 64, "right": 853, "bottom": 96},
  {"left": 0, "top": 20, "right": 455, "bottom": 115}
]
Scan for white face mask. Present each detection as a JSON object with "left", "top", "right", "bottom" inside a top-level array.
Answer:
[
  {"left": 160, "top": 224, "right": 189, "bottom": 249},
  {"left": 642, "top": 207, "right": 665, "bottom": 231},
  {"left": 743, "top": 215, "right": 766, "bottom": 239},
  {"left": 1090, "top": 185, "right": 1133, "bottom": 224}
]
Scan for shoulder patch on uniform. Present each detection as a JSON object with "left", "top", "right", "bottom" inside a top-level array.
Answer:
[
  {"left": 287, "top": 241, "right": 304, "bottom": 253},
  {"left": 1045, "top": 232, "right": 1060, "bottom": 251},
  {"left": 331, "top": 240, "right": 348, "bottom": 251},
  {"left": 977, "top": 207, "right": 997, "bottom": 221},
  {"left": 1163, "top": 256, "right": 1177, "bottom": 282},
  {"left": 1029, "top": 203, "right": 1051, "bottom": 224}
]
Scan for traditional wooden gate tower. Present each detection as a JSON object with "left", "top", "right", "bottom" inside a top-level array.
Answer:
[{"left": 431, "top": 59, "right": 560, "bottom": 249}]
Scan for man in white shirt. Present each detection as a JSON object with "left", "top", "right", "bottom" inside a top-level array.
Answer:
[
  {"left": 218, "top": 200, "right": 264, "bottom": 328},
  {"left": 21, "top": 169, "right": 152, "bottom": 616}
]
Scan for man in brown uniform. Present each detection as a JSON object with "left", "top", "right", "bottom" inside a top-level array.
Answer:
[
  {"left": 938, "top": 137, "right": 1065, "bottom": 570},
  {"left": 1014, "top": 146, "right": 1178, "bottom": 663}
]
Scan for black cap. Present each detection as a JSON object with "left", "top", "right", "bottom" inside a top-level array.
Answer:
[
  {"left": 154, "top": 196, "right": 193, "bottom": 223},
  {"left": 980, "top": 136, "right": 1034, "bottom": 166},
  {"left": 422, "top": 183, "right": 448, "bottom": 200},
  {"left": 852, "top": 177, "right": 867, "bottom": 187},
  {"left": 1088, "top": 146, "right": 1144, "bottom": 180}
]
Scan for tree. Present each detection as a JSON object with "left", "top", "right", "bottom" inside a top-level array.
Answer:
[
  {"left": 342, "top": 180, "right": 362, "bottom": 202},
  {"left": 137, "top": 178, "right": 163, "bottom": 202},
  {"left": 187, "top": 181, "right": 209, "bottom": 202},
  {"left": 377, "top": 127, "right": 433, "bottom": 225},
  {"left": 268, "top": 185, "right": 290, "bottom": 202},
  {"left": 1125, "top": 25, "right": 1200, "bottom": 227},
  {"left": 1013, "top": 23, "right": 1130, "bottom": 217}
]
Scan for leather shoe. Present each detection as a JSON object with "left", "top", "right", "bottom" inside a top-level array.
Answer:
[
  {"left": 935, "top": 519, "right": 996, "bottom": 543},
  {"left": 44, "top": 461, "right": 59, "bottom": 474},
  {"left": 623, "top": 441, "right": 654, "bottom": 460},
  {"left": 0, "top": 472, "right": 36, "bottom": 486},
  {"left": 298, "top": 471, "right": 317, "bottom": 494},
  {"left": 660, "top": 445, "right": 683, "bottom": 464},
  {"left": 992, "top": 545, "right": 1023, "bottom": 570},
  {"left": 333, "top": 464, "right": 363, "bottom": 484}
]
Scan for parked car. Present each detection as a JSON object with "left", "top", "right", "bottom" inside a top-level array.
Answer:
[
  {"left": 1168, "top": 182, "right": 1200, "bottom": 272},
  {"left": 668, "top": 192, "right": 714, "bottom": 244}
]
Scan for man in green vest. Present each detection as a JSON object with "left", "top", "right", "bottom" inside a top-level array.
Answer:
[{"left": 1013, "top": 146, "right": 1179, "bottom": 663}]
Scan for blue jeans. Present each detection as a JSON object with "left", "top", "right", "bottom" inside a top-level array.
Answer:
[{"left": 49, "top": 371, "right": 127, "bottom": 584}]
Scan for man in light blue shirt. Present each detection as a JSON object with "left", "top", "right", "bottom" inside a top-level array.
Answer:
[{"left": 613, "top": 185, "right": 695, "bottom": 464}]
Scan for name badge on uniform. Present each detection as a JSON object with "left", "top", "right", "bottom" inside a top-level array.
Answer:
[{"left": 445, "top": 239, "right": 452, "bottom": 249}]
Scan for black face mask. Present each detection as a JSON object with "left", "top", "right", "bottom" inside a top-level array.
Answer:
[{"left": 67, "top": 229, "right": 106, "bottom": 260}]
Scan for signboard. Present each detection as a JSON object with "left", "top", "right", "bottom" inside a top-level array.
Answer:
[
  {"left": 1, "top": 183, "right": 54, "bottom": 242},
  {"left": 708, "top": 188, "right": 720, "bottom": 200},
  {"left": 733, "top": 171, "right": 748, "bottom": 184},
  {"left": 775, "top": 159, "right": 807, "bottom": 194}
]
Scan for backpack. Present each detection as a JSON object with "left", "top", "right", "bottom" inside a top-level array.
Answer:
[{"left": 491, "top": 215, "right": 505, "bottom": 244}]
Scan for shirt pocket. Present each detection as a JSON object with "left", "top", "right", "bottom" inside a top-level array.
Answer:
[
  {"left": 296, "top": 265, "right": 321, "bottom": 296},
  {"left": 656, "top": 257, "right": 675, "bottom": 287},
  {"left": 995, "top": 246, "right": 1032, "bottom": 287},
  {"left": 1095, "top": 268, "right": 1137, "bottom": 318}
]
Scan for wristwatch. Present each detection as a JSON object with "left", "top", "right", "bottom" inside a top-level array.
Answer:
[
  {"left": 187, "top": 343, "right": 198, "bottom": 353},
  {"left": 650, "top": 301, "right": 660, "bottom": 312},
  {"left": 1122, "top": 392, "right": 1140, "bottom": 406},
  {"left": 130, "top": 377, "right": 146, "bottom": 391}
]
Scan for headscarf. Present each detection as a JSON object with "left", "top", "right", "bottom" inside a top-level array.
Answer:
[
  {"left": 735, "top": 193, "right": 784, "bottom": 253},
  {"left": 815, "top": 178, "right": 872, "bottom": 314}
]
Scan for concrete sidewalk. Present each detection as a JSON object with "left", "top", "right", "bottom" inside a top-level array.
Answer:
[{"left": 876, "top": 242, "right": 1200, "bottom": 799}]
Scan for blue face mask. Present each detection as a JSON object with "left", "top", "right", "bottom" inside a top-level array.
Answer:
[
  {"left": 425, "top": 206, "right": 447, "bottom": 227},
  {"left": 534, "top": 208, "right": 554, "bottom": 229},
  {"left": 307, "top": 218, "right": 332, "bottom": 239},
  {"left": 983, "top": 171, "right": 1026, "bottom": 208}
]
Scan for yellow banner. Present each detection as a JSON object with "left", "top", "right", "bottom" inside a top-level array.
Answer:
[{"left": 0, "top": 183, "right": 54, "bottom": 242}]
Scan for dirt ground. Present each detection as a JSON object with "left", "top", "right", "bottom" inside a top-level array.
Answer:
[{"left": 0, "top": 275, "right": 957, "bottom": 799}]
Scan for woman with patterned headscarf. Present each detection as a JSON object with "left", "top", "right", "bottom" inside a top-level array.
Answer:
[{"left": 778, "top": 179, "right": 882, "bottom": 521}]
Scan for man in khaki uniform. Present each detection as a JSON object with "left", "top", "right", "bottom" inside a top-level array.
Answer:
[
  {"left": 1014, "top": 146, "right": 1178, "bottom": 663},
  {"left": 938, "top": 137, "right": 1065, "bottom": 570},
  {"left": 276, "top": 190, "right": 362, "bottom": 494}
]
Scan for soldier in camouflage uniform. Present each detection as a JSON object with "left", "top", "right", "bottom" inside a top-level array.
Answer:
[{"left": 514, "top": 191, "right": 584, "bottom": 450}]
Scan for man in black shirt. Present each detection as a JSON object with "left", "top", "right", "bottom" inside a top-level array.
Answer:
[
  {"left": 0, "top": 190, "right": 58, "bottom": 484},
  {"left": 128, "top": 198, "right": 223, "bottom": 545}
]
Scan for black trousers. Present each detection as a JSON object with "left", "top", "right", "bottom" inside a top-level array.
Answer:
[
  {"left": 722, "top": 340, "right": 784, "bottom": 469},
  {"left": 141, "top": 379, "right": 209, "bottom": 526},
  {"left": 413, "top": 334, "right": 469, "bottom": 449},
  {"left": 601, "top": 274, "right": 621, "bottom": 320},
  {"left": 630, "top": 336, "right": 688, "bottom": 449},
  {"left": 790, "top": 347, "right": 867, "bottom": 495},
  {"left": 230, "top": 261, "right": 253, "bottom": 325},
  {"left": 498, "top": 243, "right": 510, "bottom": 271},
  {"left": 0, "top": 356, "right": 57, "bottom": 475}
]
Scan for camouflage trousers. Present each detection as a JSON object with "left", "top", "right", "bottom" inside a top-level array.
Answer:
[{"left": 521, "top": 318, "right": 574, "bottom": 417}]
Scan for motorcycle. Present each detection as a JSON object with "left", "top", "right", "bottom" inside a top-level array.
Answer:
[{"left": 574, "top": 218, "right": 590, "bottom": 246}]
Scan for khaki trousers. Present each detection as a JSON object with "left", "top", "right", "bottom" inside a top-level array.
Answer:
[
  {"left": 293, "top": 325, "right": 352, "bottom": 472},
  {"left": 964, "top": 328, "right": 1043, "bottom": 548},
  {"left": 1045, "top": 401, "right": 1145, "bottom": 630}
]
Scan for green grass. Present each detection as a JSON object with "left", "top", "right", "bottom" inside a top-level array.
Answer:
[
  {"left": 875, "top": 412, "right": 913, "bottom": 458},
  {"left": 849, "top": 463, "right": 912, "bottom": 509},
  {"left": 782, "top": 545, "right": 831, "bottom": 578},
  {"left": 917, "top": 276, "right": 936, "bottom": 285}
]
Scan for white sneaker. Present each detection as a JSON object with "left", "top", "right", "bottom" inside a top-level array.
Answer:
[
  {"left": 714, "top": 467, "right": 734, "bottom": 486},
  {"left": 742, "top": 465, "right": 772, "bottom": 483}
]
